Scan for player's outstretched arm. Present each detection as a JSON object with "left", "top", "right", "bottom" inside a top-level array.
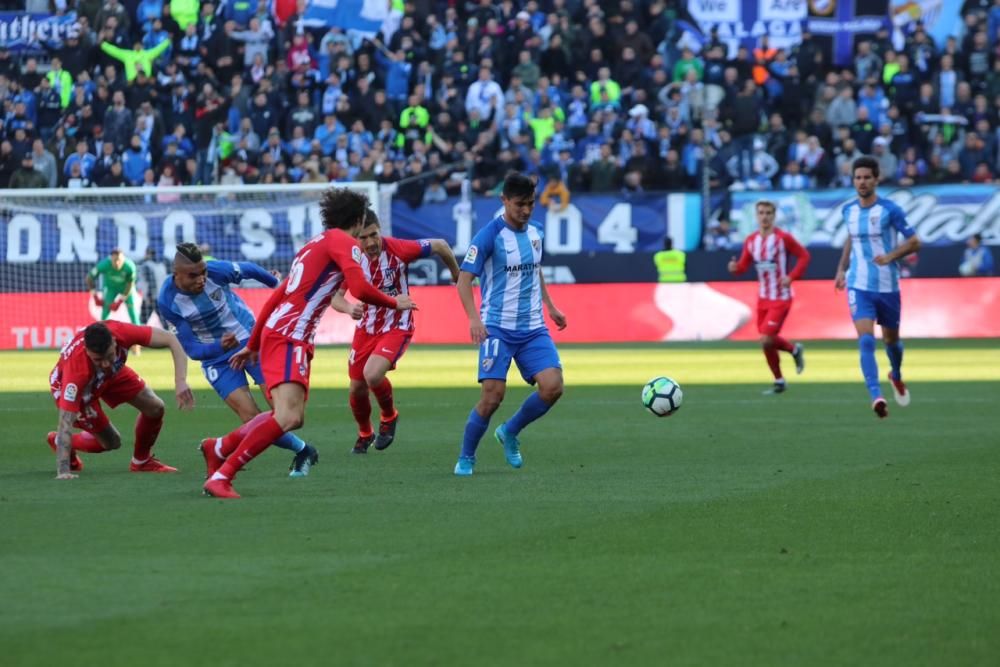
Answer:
[
  {"left": 54, "top": 408, "right": 78, "bottom": 480},
  {"left": 431, "top": 239, "right": 462, "bottom": 283},
  {"left": 331, "top": 288, "right": 363, "bottom": 320},
  {"left": 538, "top": 269, "right": 567, "bottom": 330},
  {"left": 835, "top": 237, "right": 852, "bottom": 291},
  {"left": 457, "top": 271, "right": 487, "bottom": 343},
  {"left": 147, "top": 328, "right": 195, "bottom": 410}
]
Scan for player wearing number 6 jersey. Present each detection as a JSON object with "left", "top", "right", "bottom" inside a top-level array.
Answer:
[
  {"left": 728, "top": 200, "right": 810, "bottom": 394},
  {"left": 200, "top": 188, "right": 417, "bottom": 499},
  {"left": 453, "top": 172, "right": 567, "bottom": 476},
  {"left": 835, "top": 156, "right": 921, "bottom": 418},
  {"left": 343, "top": 210, "right": 461, "bottom": 454},
  {"left": 157, "top": 243, "right": 320, "bottom": 478}
]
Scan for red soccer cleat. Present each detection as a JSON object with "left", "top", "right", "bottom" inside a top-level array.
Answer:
[
  {"left": 872, "top": 397, "right": 889, "bottom": 419},
  {"left": 887, "top": 372, "right": 911, "bottom": 407},
  {"left": 130, "top": 457, "right": 178, "bottom": 473},
  {"left": 46, "top": 432, "right": 84, "bottom": 472},
  {"left": 203, "top": 478, "right": 240, "bottom": 499},
  {"left": 199, "top": 438, "right": 225, "bottom": 479}
]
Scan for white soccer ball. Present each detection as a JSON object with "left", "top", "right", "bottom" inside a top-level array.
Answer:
[{"left": 642, "top": 377, "right": 683, "bottom": 417}]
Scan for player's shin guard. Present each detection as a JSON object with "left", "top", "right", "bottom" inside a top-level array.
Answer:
[
  {"left": 370, "top": 378, "right": 396, "bottom": 420},
  {"left": 859, "top": 333, "right": 882, "bottom": 399},
  {"left": 349, "top": 393, "right": 373, "bottom": 436},
  {"left": 885, "top": 341, "right": 904, "bottom": 380},
  {"left": 221, "top": 411, "right": 274, "bottom": 456},
  {"left": 214, "top": 415, "right": 285, "bottom": 481},
  {"left": 772, "top": 335, "right": 795, "bottom": 353},
  {"left": 133, "top": 413, "right": 164, "bottom": 462},
  {"left": 505, "top": 392, "right": 552, "bottom": 436},
  {"left": 460, "top": 409, "right": 490, "bottom": 458},
  {"left": 763, "top": 343, "right": 783, "bottom": 380}
]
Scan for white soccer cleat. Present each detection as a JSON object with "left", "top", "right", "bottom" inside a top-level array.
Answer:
[{"left": 888, "top": 373, "right": 910, "bottom": 407}]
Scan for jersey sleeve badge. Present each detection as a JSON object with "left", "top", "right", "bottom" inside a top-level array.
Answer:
[
  {"left": 464, "top": 245, "right": 478, "bottom": 263},
  {"left": 352, "top": 246, "right": 363, "bottom": 263}
]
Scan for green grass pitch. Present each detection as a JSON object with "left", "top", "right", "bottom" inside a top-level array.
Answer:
[{"left": 1, "top": 341, "right": 998, "bottom": 667}]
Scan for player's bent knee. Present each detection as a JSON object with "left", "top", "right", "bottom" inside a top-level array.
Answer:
[{"left": 143, "top": 398, "right": 165, "bottom": 419}]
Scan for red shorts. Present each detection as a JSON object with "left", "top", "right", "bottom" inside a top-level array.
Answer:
[
  {"left": 51, "top": 367, "right": 146, "bottom": 434},
  {"left": 259, "top": 332, "right": 314, "bottom": 400},
  {"left": 348, "top": 328, "right": 413, "bottom": 382},
  {"left": 756, "top": 299, "right": 792, "bottom": 336}
]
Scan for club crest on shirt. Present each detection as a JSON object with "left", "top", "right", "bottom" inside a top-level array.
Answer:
[
  {"left": 210, "top": 288, "right": 223, "bottom": 301},
  {"left": 868, "top": 214, "right": 880, "bottom": 227},
  {"left": 352, "top": 246, "right": 363, "bottom": 263},
  {"left": 481, "top": 357, "right": 494, "bottom": 372},
  {"left": 464, "top": 245, "right": 478, "bottom": 264},
  {"left": 531, "top": 238, "right": 541, "bottom": 252}
]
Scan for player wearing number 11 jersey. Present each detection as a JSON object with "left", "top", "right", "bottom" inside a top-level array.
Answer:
[
  {"left": 728, "top": 200, "right": 810, "bottom": 394},
  {"left": 200, "top": 188, "right": 417, "bottom": 499}
]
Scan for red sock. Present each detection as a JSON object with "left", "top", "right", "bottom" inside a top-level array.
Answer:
[
  {"left": 215, "top": 414, "right": 284, "bottom": 481},
  {"left": 133, "top": 413, "right": 163, "bottom": 461},
  {"left": 349, "top": 393, "right": 373, "bottom": 436},
  {"left": 773, "top": 335, "right": 795, "bottom": 353},
  {"left": 47, "top": 432, "right": 106, "bottom": 453},
  {"left": 370, "top": 378, "right": 396, "bottom": 420},
  {"left": 763, "top": 343, "right": 783, "bottom": 380},
  {"left": 220, "top": 412, "right": 274, "bottom": 457}
]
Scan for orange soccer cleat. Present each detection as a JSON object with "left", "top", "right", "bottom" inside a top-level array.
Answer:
[
  {"left": 129, "top": 457, "right": 178, "bottom": 473},
  {"left": 199, "top": 438, "right": 225, "bottom": 479},
  {"left": 203, "top": 478, "right": 240, "bottom": 499},
  {"left": 46, "top": 432, "right": 84, "bottom": 472}
]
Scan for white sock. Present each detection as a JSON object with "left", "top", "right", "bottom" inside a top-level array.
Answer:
[{"left": 131, "top": 456, "right": 149, "bottom": 465}]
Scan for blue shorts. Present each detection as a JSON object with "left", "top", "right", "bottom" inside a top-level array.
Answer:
[
  {"left": 848, "top": 289, "right": 901, "bottom": 329},
  {"left": 203, "top": 359, "right": 265, "bottom": 400},
  {"left": 478, "top": 327, "right": 561, "bottom": 384}
]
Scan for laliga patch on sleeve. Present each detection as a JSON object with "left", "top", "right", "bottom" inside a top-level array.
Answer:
[
  {"left": 352, "top": 246, "right": 363, "bottom": 263},
  {"left": 64, "top": 383, "right": 78, "bottom": 402},
  {"left": 464, "top": 245, "right": 478, "bottom": 264}
]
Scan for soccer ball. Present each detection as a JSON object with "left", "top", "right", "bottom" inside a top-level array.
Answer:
[{"left": 642, "top": 377, "right": 683, "bottom": 417}]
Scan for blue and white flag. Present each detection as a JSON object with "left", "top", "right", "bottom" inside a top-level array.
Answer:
[{"left": 303, "top": 0, "right": 389, "bottom": 36}]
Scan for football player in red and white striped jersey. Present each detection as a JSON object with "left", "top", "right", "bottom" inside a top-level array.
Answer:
[
  {"left": 199, "top": 188, "right": 417, "bottom": 499},
  {"left": 728, "top": 200, "right": 811, "bottom": 394},
  {"left": 345, "top": 211, "right": 461, "bottom": 453}
]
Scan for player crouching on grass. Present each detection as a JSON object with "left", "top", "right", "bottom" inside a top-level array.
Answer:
[
  {"left": 341, "top": 209, "right": 461, "bottom": 454},
  {"left": 47, "top": 321, "right": 195, "bottom": 479},
  {"left": 727, "top": 200, "right": 810, "bottom": 394},
  {"left": 199, "top": 188, "right": 416, "bottom": 499}
]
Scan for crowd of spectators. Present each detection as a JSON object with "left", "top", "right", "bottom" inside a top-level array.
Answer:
[{"left": 2, "top": 0, "right": 1000, "bottom": 206}]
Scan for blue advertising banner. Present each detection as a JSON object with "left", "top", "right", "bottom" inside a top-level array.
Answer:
[
  {"left": 729, "top": 184, "right": 1000, "bottom": 247},
  {"left": 303, "top": 0, "right": 388, "bottom": 35},
  {"left": 389, "top": 193, "right": 696, "bottom": 255},
  {"left": 807, "top": 0, "right": 890, "bottom": 66},
  {"left": 0, "top": 12, "right": 82, "bottom": 52}
]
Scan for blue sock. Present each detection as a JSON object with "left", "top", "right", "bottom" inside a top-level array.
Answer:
[
  {"left": 274, "top": 432, "right": 306, "bottom": 453},
  {"left": 505, "top": 392, "right": 552, "bottom": 436},
  {"left": 885, "top": 341, "right": 904, "bottom": 381},
  {"left": 859, "top": 334, "right": 881, "bottom": 400},
  {"left": 460, "top": 409, "right": 490, "bottom": 459}
]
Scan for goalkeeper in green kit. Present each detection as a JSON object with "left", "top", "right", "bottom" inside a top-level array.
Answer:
[{"left": 86, "top": 249, "right": 140, "bottom": 324}]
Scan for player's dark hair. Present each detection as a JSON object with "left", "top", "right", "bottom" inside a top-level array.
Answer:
[
  {"left": 175, "top": 242, "right": 202, "bottom": 263},
  {"left": 110, "top": 248, "right": 123, "bottom": 256},
  {"left": 756, "top": 199, "right": 776, "bottom": 212},
  {"left": 363, "top": 207, "right": 380, "bottom": 227},
  {"left": 319, "top": 187, "right": 369, "bottom": 230},
  {"left": 852, "top": 155, "right": 880, "bottom": 178},
  {"left": 83, "top": 322, "right": 113, "bottom": 354},
  {"left": 502, "top": 172, "right": 535, "bottom": 199}
]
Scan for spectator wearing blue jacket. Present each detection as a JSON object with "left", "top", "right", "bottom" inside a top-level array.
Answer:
[
  {"left": 960, "top": 234, "right": 995, "bottom": 276},
  {"left": 122, "top": 135, "right": 152, "bottom": 185},
  {"left": 63, "top": 139, "right": 97, "bottom": 180}
]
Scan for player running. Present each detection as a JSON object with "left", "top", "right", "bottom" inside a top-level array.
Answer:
[
  {"left": 157, "top": 243, "right": 320, "bottom": 478},
  {"left": 728, "top": 200, "right": 810, "bottom": 394},
  {"left": 453, "top": 172, "right": 567, "bottom": 476},
  {"left": 47, "top": 321, "right": 195, "bottom": 479},
  {"left": 86, "top": 249, "right": 140, "bottom": 325},
  {"left": 199, "top": 188, "right": 416, "bottom": 499},
  {"left": 342, "top": 210, "right": 460, "bottom": 454},
  {"left": 835, "top": 156, "right": 921, "bottom": 418}
]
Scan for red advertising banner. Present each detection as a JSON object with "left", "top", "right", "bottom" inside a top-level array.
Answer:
[{"left": 2, "top": 278, "right": 998, "bottom": 350}]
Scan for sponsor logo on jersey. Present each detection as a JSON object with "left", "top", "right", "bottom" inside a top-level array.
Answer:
[
  {"left": 464, "top": 245, "right": 478, "bottom": 264},
  {"left": 64, "top": 383, "right": 78, "bottom": 402},
  {"left": 352, "top": 246, "right": 363, "bottom": 263},
  {"left": 504, "top": 262, "right": 539, "bottom": 273}
]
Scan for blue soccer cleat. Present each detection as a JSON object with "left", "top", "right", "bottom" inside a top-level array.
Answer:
[
  {"left": 454, "top": 455, "right": 476, "bottom": 476},
  {"left": 494, "top": 423, "right": 523, "bottom": 469}
]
